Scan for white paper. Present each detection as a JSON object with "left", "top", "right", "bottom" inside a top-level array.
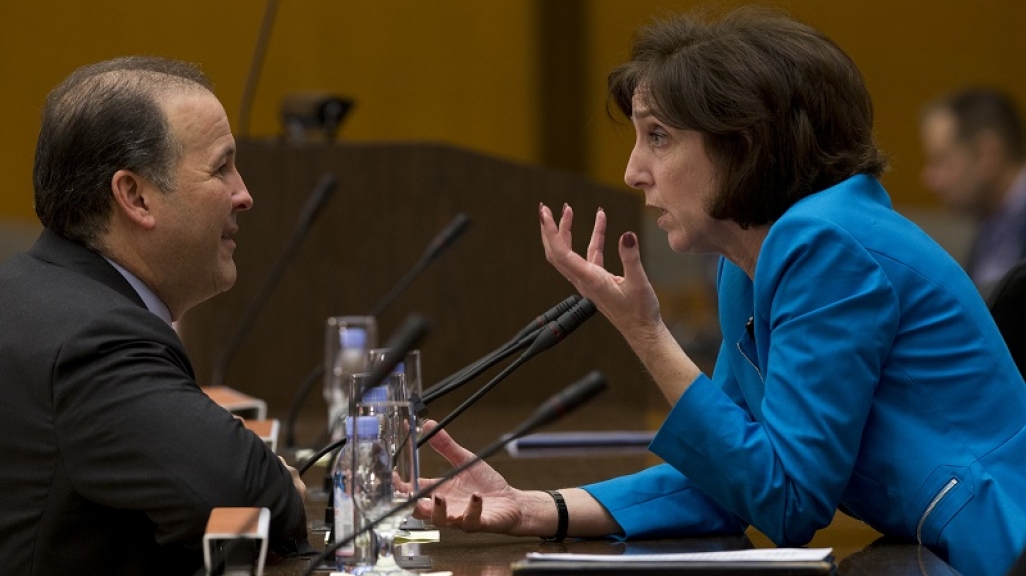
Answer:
[
  {"left": 524, "top": 547, "right": 833, "bottom": 563},
  {"left": 396, "top": 529, "right": 440, "bottom": 543}
]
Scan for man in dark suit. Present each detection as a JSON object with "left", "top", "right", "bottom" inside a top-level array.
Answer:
[{"left": 0, "top": 57, "right": 309, "bottom": 575}]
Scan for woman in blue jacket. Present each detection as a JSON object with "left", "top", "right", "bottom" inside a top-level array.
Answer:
[{"left": 414, "top": 7, "right": 1026, "bottom": 576}]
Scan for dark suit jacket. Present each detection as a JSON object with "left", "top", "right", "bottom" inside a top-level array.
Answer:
[
  {"left": 989, "top": 258, "right": 1026, "bottom": 378},
  {"left": 0, "top": 229, "right": 307, "bottom": 575}
]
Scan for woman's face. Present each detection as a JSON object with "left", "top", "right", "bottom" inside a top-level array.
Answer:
[{"left": 624, "top": 92, "right": 731, "bottom": 255}]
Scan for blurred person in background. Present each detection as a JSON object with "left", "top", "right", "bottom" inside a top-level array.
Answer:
[{"left": 920, "top": 87, "right": 1026, "bottom": 298}]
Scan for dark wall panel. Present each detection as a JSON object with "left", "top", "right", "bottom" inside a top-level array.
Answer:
[{"left": 179, "top": 141, "right": 652, "bottom": 437}]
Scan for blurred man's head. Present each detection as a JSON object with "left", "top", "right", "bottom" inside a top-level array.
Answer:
[{"left": 920, "top": 88, "right": 1026, "bottom": 216}]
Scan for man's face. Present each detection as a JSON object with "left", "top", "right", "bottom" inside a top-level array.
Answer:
[
  {"left": 920, "top": 109, "right": 988, "bottom": 213},
  {"left": 149, "top": 89, "right": 253, "bottom": 316}
]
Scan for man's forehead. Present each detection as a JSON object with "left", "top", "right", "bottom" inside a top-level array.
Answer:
[
  {"left": 922, "top": 110, "right": 960, "bottom": 143},
  {"left": 160, "top": 90, "right": 225, "bottom": 130}
]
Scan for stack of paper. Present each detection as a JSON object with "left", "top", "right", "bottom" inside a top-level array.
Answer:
[{"left": 512, "top": 548, "right": 834, "bottom": 575}]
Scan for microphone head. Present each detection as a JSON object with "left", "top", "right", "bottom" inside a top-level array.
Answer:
[
  {"left": 519, "top": 370, "right": 607, "bottom": 435},
  {"left": 548, "top": 370, "right": 607, "bottom": 415},
  {"left": 519, "top": 298, "right": 598, "bottom": 361},
  {"left": 370, "top": 213, "right": 470, "bottom": 318},
  {"left": 313, "top": 171, "right": 338, "bottom": 195},
  {"left": 509, "top": 294, "right": 581, "bottom": 345},
  {"left": 423, "top": 212, "right": 471, "bottom": 262},
  {"left": 357, "top": 313, "right": 430, "bottom": 402},
  {"left": 557, "top": 298, "right": 596, "bottom": 333},
  {"left": 550, "top": 294, "right": 582, "bottom": 319}
]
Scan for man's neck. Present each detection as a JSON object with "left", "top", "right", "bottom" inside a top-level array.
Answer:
[{"left": 102, "top": 256, "right": 174, "bottom": 326}]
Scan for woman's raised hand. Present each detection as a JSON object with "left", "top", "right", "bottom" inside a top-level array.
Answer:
[{"left": 538, "top": 203, "right": 661, "bottom": 339}]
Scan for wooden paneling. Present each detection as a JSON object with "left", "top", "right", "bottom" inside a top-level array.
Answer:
[{"left": 177, "top": 141, "right": 650, "bottom": 438}]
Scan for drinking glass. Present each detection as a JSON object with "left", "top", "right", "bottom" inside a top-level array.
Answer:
[
  {"left": 352, "top": 398, "right": 419, "bottom": 575},
  {"left": 365, "top": 348, "right": 425, "bottom": 533}
]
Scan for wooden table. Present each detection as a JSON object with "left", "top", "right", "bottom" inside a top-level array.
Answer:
[
  {"left": 266, "top": 431, "right": 962, "bottom": 576},
  {"left": 265, "top": 524, "right": 959, "bottom": 575}
]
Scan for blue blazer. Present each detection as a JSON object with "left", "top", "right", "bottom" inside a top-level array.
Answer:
[{"left": 584, "top": 175, "right": 1026, "bottom": 576}]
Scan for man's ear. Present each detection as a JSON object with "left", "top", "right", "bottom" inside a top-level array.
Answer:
[{"left": 110, "top": 169, "right": 157, "bottom": 231}]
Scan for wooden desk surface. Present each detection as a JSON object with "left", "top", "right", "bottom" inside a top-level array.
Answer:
[
  {"left": 265, "top": 519, "right": 958, "bottom": 576},
  {"left": 268, "top": 428, "right": 961, "bottom": 576}
]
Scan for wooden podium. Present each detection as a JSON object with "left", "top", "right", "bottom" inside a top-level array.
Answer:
[{"left": 177, "top": 140, "right": 652, "bottom": 441}]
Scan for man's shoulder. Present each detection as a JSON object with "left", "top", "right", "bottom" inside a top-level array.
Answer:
[
  {"left": 0, "top": 242, "right": 173, "bottom": 356},
  {"left": 4, "top": 229, "right": 144, "bottom": 307}
]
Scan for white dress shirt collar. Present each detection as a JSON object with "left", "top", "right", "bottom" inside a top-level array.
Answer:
[{"left": 103, "top": 257, "right": 173, "bottom": 327}]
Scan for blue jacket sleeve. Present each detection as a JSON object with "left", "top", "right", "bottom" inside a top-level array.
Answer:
[
  {"left": 580, "top": 334, "right": 751, "bottom": 539},
  {"left": 581, "top": 462, "right": 748, "bottom": 538},
  {"left": 650, "top": 216, "right": 899, "bottom": 546}
]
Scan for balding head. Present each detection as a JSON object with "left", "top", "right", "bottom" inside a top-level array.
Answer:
[{"left": 33, "top": 56, "right": 214, "bottom": 251}]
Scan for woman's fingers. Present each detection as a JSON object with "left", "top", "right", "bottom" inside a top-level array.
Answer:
[
  {"left": 618, "top": 231, "right": 645, "bottom": 284},
  {"left": 462, "top": 493, "right": 485, "bottom": 532},
  {"left": 539, "top": 203, "right": 563, "bottom": 261},
  {"left": 540, "top": 204, "right": 575, "bottom": 261},
  {"left": 587, "top": 207, "right": 606, "bottom": 267},
  {"left": 540, "top": 203, "right": 599, "bottom": 287},
  {"left": 422, "top": 420, "right": 475, "bottom": 467},
  {"left": 430, "top": 494, "right": 449, "bottom": 526},
  {"left": 556, "top": 203, "right": 574, "bottom": 246},
  {"left": 423, "top": 492, "right": 485, "bottom": 531}
]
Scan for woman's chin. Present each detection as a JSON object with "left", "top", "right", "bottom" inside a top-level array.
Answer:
[{"left": 666, "top": 233, "right": 693, "bottom": 254}]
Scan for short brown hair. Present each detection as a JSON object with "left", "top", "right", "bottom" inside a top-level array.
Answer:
[
  {"left": 609, "top": 6, "right": 888, "bottom": 228},
  {"left": 33, "top": 56, "right": 213, "bottom": 250}
]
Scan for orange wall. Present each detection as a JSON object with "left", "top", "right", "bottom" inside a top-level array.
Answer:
[
  {"left": 583, "top": 0, "right": 1026, "bottom": 206},
  {"left": 2, "top": 1, "right": 1025, "bottom": 223},
  {"left": 0, "top": 1, "right": 539, "bottom": 221}
]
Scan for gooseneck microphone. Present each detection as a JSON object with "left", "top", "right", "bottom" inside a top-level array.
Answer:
[
  {"left": 282, "top": 212, "right": 471, "bottom": 449},
  {"left": 511, "top": 370, "right": 608, "bottom": 432},
  {"left": 518, "top": 297, "right": 598, "bottom": 362},
  {"left": 370, "top": 212, "right": 471, "bottom": 317},
  {"left": 295, "top": 313, "right": 430, "bottom": 476},
  {"left": 509, "top": 294, "right": 582, "bottom": 344},
  {"left": 298, "top": 371, "right": 608, "bottom": 576},
  {"left": 236, "top": 0, "right": 280, "bottom": 138},
  {"left": 417, "top": 298, "right": 597, "bottom": 447},
  {"left": 421, "top": 294, "right": 580, "bottom": 403},
  {"left": 295, "top": 297, "right": 596, "bottom": 471},
  {"left": 210, "top": 172, "right": 337, "bottom": 388},
  {"left": 358, "top": 314, "right": 430, "bottom": 403}
]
